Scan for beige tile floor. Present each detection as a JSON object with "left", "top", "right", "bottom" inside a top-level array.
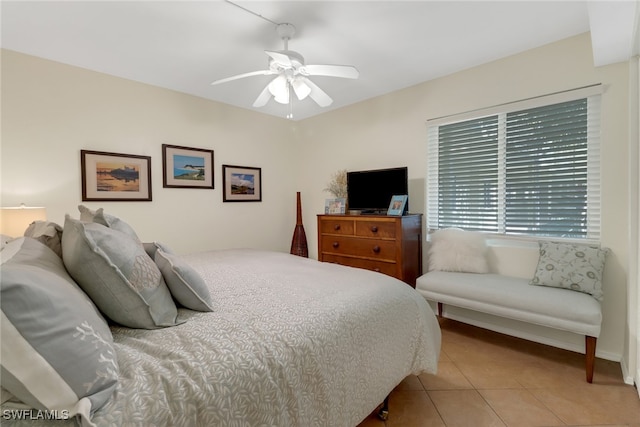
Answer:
[{"left": 358, "top": 318, "right": 640, "bottom": 427}]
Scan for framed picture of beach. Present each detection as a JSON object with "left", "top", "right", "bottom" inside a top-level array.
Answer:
[
  {"left": 162, "top": 144, "right": 214, "bottom": 189},
  {"left": 222, "top": 165, "right": 262, "bottom": 202},
  {"left": 81, "top": 150, "right": 152, "bottom": 201}
]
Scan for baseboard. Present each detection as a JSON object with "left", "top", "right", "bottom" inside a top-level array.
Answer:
[
  {"left": 619, "top": 356, "right": 637, "bottom": 386},
  {"left": 442, "top": 309, "right": 622, "bottom": 363}
]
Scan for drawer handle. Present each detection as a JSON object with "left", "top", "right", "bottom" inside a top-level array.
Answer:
[
  {"left": 332, "top": 241, "right": 340, "bottom": 249},
  {"left": 371, "top": 226, "right": 378, "bottom": 233},
  {"left": 372, "top": 245, "right": 381, "bottom": 253},
  {"left": 334, "top": 224, "right": 341, "bottom": 231}
]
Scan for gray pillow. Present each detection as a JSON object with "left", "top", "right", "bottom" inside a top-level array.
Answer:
[
  {"left": 144, "top": 242, "right": 214, "bottom": 312},
  {"left": 1, "top": 237, "right": 118, "bottom": 424},
  {"left": 23, "top": 220, "right": 63, "bottom": 258},
  {"left": 530, "top": 241, "right": 608, "bottom": 301},
  {"left": 62, "top": 215, "right": 180, "bottom": 329},
  {"left": 78, "top": 205, "right": 140, "bottom": 242}
]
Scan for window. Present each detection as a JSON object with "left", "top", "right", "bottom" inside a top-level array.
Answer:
[{"left": 427, "top": 86, "right": 602, "bottom": 240}]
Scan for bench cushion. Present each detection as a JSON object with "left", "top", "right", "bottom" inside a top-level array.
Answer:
[{"left": 416, "top": 271, "right": 601, "bottom": 337}]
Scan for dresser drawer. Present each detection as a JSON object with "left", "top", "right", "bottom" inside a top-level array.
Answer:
[
  {"left": 354, "top": 220, "right": 396, "bottom": 238},
  {"left": 317, "top": 214, "right": 422, "bottom": 287},
  {"left": 319, "top": 219, "right": 355, "bottom": 235},
  {"left": 320, "top": 236, "right": 397, "bottom": 260},
  {"left": 322, "top": 254, "right": 397, "bottom": 277}
]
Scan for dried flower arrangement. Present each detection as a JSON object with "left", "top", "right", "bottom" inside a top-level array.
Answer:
[{"left": 323, "top": 169, "right": 348, "bottom": 199}]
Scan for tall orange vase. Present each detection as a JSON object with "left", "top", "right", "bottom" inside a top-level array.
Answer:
[{"left": 290, "top": 192, "right": 308, "bottom": 257}]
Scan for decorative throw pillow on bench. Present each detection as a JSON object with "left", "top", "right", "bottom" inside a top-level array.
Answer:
[
  {"left": 427, "top": 228, "right": 490, "bottom": 273},
  {"left": 530, "top": 241, "right": 609, "bottom": 301}
]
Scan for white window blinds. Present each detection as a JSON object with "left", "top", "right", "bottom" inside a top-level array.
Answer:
[{"left": 427, "top": 86, "right": 602, "bottom": 240}]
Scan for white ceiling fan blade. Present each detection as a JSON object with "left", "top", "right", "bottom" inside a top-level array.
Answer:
[
  {"left": 291, "top": 78, "right": 311, "bottom": 100},
  {"left": 211, "top": 70, "right": 275, "bottom": 86},
  {"left": 303, "top": 64, "right": 359, "bottom": 79},
  {"left": 253, "top": 82, "right": 273, "bottom": 107},
  {"left": 301, "top": 77, "right": 333, "bottom": 107},
  {"left": 265, "top": 50, "right": 292, "bottom": 67}
]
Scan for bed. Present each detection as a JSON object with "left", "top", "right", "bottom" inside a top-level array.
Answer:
[{"left": 1, "top": 208, "right": 441, "bottom": 427}]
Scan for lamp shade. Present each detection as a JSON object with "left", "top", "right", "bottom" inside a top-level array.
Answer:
[{"left": 0, "top": 204, "right": 47, "bottom": 237}]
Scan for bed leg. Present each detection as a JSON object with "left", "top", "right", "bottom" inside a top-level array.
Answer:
[
  {"left": 377, "top": 395, "right": 389, "bottom": 421},
  {"left": 437, "top": 302, "right": 443, "bottom": 317},
  {"left": 586, "top": 336, "right": 596, "bottom": 383}
]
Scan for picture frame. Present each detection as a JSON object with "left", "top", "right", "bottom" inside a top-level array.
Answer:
[
  {"left": 81, "top": 150, "right": 152, "bottom": 201},
  {"left": 222, "top": 165, "right": 262, "bottom": 202},
  {"left": 162, "top": 144, "right": 214, "bottom": 189},
  {"left": 387, "top": 194, "right": 408, "bottom": 216},
  {"left": 325, "top": 198, "right": 346, "bottom": 214}
]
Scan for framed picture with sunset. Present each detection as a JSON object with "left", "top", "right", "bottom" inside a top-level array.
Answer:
[{"left": 81, "top": 150, "right": 152, "bottom": 201}]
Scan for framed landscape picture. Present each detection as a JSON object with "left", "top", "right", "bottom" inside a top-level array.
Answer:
[
  {"left": 162, "top": 144, "right": 214, "bottom": 189},
  {"left": 222, "top": 165, "right": 262, "bottom": 202},
  {"left": 81, "top": 150, "right": 152, "bottom": 201}
]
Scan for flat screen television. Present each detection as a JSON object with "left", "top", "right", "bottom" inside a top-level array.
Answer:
[{"left": 347, "top": 167, "right": 408, "bottom": 214}]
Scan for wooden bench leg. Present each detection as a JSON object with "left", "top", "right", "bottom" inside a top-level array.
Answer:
[
  {"left": 437, "top": 302, "right": 443, "bottom": 317},
  {"left": 585, "top": 336, "right": 596, "bottom": 383}
]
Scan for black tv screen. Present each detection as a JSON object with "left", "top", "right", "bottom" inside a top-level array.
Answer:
[{"left": 347, "top": 167, "right": 408, "bottom": 214}]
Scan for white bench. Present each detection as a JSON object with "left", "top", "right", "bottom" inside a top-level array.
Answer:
[{"left": 416, "top": 238, "right": 603, "bottom": 383}]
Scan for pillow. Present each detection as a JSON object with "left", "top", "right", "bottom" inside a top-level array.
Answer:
[
  {"left": 1, "top": 234, "right": 12, "bottom": 250},
  {"left": 78, "top": 205, "right": 140, "bottom": 242},
  {"left": 1, "top": 237, "right": 118, "bottom": 424},
  {"left": 428, "top": 228, "right": 489, "bottom": 273},
  {"left": 144, "top": 242, "right": 214, "bottom": 312},
  {"left": 23, "top": 220, "right": 63, "bottom": 258},
  {"left": 62, "top": 215, "right": 180, "bottom": 329},
  {"left": 530, "top": 241, "right": 608, "bottom": 301}
]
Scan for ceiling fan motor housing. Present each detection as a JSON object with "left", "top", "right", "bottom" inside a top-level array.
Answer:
[{"left": 270, "top": 50, "right": 305, "bottom": 70}]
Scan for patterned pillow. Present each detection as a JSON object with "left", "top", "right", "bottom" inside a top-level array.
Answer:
[
  {"left": 62, "top": 215, "right": 180, "bottom": 329},
  {"left": 1, "top": 237, "right": 118, "bottom": 423},
  {"left": 144, "top": 242, "right": 214, "bottom": 312},
  {"left": 428, "top": 228, "right": 489, "bottom": 273},
  {"left": 530, "top": 241, "right": 608, "bottom": 301}
]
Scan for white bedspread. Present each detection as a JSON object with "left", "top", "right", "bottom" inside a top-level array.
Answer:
[{"left": 9, "top": 249, "right": 440, "bottom": 427}]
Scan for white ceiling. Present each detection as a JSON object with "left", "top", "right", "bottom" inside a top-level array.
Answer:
[{"left": 1, "top": 1, "right": 638, "bottom": 121}]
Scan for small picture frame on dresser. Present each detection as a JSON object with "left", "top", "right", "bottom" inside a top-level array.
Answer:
[
  {"left": 325, "top": 198, "right": 346, "bottom": 214},
  {"left": 387, "top": 195, "right": 408, "bottom": 216}
]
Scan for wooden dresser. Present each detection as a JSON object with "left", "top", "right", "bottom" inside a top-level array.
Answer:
[{"left": 317, "top": 214, "right": 422, "bottom": 287}]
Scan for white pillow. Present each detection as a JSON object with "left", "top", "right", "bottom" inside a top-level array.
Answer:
[{"left": 428, "top": 228, "right": 489, "bottom": 273}]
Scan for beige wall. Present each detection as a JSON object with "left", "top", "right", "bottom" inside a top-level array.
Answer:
[
  {"left": 297, "top": 33, "right": 631, "bottom": 370},
  {"left": 0, "top": 32, "right": 633, "bottom": 375},
  {"left": 1, "top": 49, "right": 299, "bottom": 255}
]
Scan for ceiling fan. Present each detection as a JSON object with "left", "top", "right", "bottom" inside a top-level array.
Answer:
[{"left": 210, "top": 23, "right": 359, "bottom": 108}]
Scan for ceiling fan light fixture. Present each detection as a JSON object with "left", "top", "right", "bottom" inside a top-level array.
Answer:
[
  {"left": 209, "top": 19, "right": 358, "bottom": 111},
  {"left": 291, "top": 78, "right": 311, "bottom": 100},
  {"left": 268, "top": 75, "right": 287, "bottom": 96},
  {"left": 273, "top": 85, "right": 290, "bottom": 104}
]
